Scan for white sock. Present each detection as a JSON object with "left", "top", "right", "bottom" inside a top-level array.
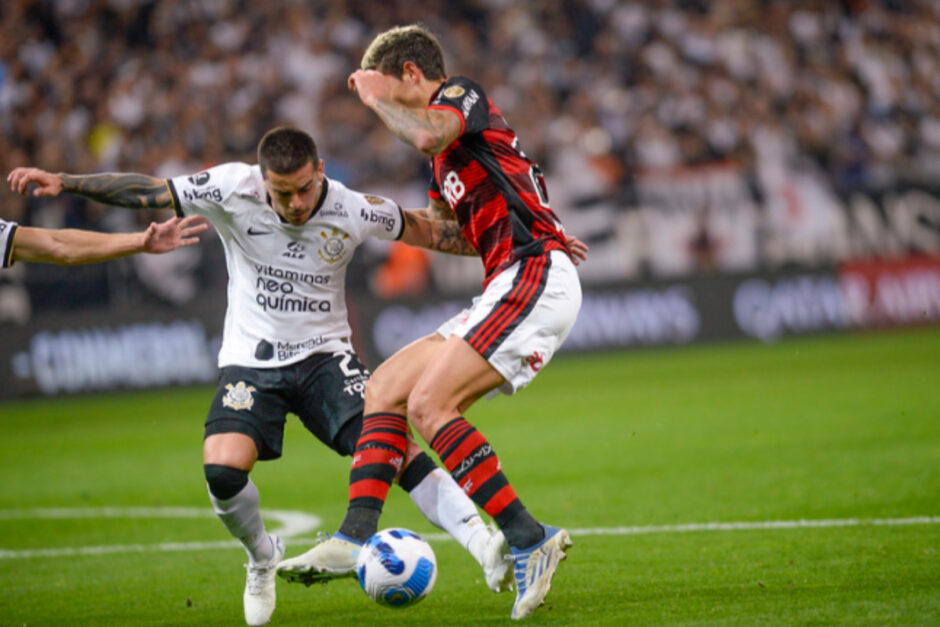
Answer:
[
  {"left": 409, "top": 468, "right": 491, "bottom": 567},
  {"left": 208, "top": 478, "right": 273, "bottom": 564}
]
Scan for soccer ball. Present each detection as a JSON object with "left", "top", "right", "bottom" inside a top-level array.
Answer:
[{"left": 356, "top": 528, "right": 437, "bottom": 609}]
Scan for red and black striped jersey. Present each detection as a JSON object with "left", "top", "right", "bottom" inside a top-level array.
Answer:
[{"left": 427, "top": 76, "right": 568, "bottom": 287}]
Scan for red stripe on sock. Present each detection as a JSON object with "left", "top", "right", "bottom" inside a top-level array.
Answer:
[
  {"left": 441, "top": 429, "right": 488, "bottom": 473},
  {"left": 358, "top": 431, "right": 407, "bottom": 453},
  {"left": 458, "top": 455, "right": 501, "bottom": 497},
  {"left": 352, "top": 448, "right": 399, "bottom": 468},
  {"left": 350, "top": 478, "right": 397, "bottom": 501},
  {"left": 431, "top": 420, "right": 474, "bottom": 459},
  {"left": 481, "top": 484, "right": 519, "bottom": 519}
]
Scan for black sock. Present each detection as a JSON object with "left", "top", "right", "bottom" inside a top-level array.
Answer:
[
  {"left": 337, "top": 506, "right": 382, "bottom": 543},
  {"left": 498, "top": 508, "right": 545, "bottom": 549}
]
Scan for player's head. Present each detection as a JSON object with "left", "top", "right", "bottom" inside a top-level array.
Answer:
[
  {"left": 360, "top": 24, "right": 446, "bottom": 81},
  {"left": 257, "top": 127, "right": 325, "bottom": 225}
]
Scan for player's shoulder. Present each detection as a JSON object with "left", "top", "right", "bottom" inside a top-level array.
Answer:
[
  {"left": 323, "top": 178, "right": 400, "bottom": 235},
  {"left": 434, "top": 76, "right": 486, "bottom": 104},
  {"left": 189, "top": 162, "right": 260, "bottom": 189}
]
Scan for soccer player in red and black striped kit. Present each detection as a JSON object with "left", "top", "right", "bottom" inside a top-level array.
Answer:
[{"left": 278, "top": 25, "right": 588, "bottom": 619}]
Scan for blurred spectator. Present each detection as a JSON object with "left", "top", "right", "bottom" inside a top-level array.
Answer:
[{"left": 1, "top": 0, "right": 939, "bottom": 309}]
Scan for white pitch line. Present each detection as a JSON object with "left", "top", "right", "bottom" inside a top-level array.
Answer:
[
  {"left": 0, "top": 507, "right": 320, "bottom": 560},
  {"left": 339, "top": 515, "right": 940, "bottom": 543},
  {"left": 0, "top": 513, "right": 937, "bottom": 560}
]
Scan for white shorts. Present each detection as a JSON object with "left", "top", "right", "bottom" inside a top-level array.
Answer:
[{"left": 435, "top": 250, "right": 582, "bottom": 395}]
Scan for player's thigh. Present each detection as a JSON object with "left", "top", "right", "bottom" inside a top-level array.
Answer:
[
  {"left": 293, "top": 351, "right": 370, "bottom": 456},
  {"left": 407, "top": 335, "right": 505, "bottom": 437},
  {"left": 365, "top": 333, "right": 446, "bottom": 412},
  {"left": 203, "top": 365, "right": 291, "bottom": 463}
]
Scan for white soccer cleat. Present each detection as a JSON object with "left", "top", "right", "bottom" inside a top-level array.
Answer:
[
  {"left": 276, "top": 533, "right": 361, "bottom": 586},
  {"left": 510, "top": 525, "right": 572, "bottom": 620},
  {"left": 481, "top": 526, "right": 513, "bottom": 592},
  {"left": 243, "top": 534, "right": 284, "bottom": 626}
]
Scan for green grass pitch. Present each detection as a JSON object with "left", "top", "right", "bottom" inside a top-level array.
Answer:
[{"left": 1, "top": 328, "right": 938, "bottom": 625}]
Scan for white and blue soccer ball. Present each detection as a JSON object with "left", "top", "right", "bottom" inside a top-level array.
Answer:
[{"left": 356, "top": 528, "right": 437, "bottom": 609}]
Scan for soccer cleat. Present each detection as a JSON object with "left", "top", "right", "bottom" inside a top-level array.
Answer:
[
  {"left": 243, "top": 534, "right": 284, "bottom": 626},
  {"left": 509, "top": 525, "right": 572, "bottom": 620},
  {"left": 276, "top": 532, "right": 361, "bottom": 586},
  {"left": 481, "top": 525, "right": 513, "bottom": 592}
]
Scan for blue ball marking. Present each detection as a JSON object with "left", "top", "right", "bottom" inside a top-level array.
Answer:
[
  {"left": 388, "top": 528, "right": 421, "bottom": 541},
  {"left": 375, "top": 542, "right": 405, "bottom": 575},
  {"left": 401, "top": 556, "right": 435, "bottom": 597},
  {"left": 357, "top": 563, "right": 367, "bottom": 590}
]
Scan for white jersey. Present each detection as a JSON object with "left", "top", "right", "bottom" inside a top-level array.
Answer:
[
  {"left": 0, "top": 218, "right": 18, "bottom": 268},
  {"left": 168, "top": 163, "right": 404, "bottom": 368}
]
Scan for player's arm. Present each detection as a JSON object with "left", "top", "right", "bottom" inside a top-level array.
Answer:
[
  {"left": 400, "top": 199, "right": 477, "bottom": 256},
  {"left": 348, "top": 69, "right": 461, "bottom": 155},
  {"left": 8, "top": 167, "right": 174, "bottom": 210},
  {"left": 11, "top": 216, "right": 207, "bottom": 265}
]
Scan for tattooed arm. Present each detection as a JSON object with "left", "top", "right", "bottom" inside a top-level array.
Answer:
[
  {"left": 8, "top": 167, "right": 173, "bottom": 210},
  {"left": 369, "top": 101, "right": 460, "bottom": 155},
  {"left": 400, "top": 198, "right": 477, "bottom": 256},
  {"left": 348, "top": 70, "right": 460, "bottom": 155}
]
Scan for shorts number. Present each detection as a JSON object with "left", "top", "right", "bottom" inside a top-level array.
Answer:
[{"left": 334, "top": 351, "right": 361, "bottom": 377}]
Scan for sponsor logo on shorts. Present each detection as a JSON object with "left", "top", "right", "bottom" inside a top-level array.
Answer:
[
  {"left": 222, "top": 381, "right": 256, "bottom": 410},
  {"left": 342, "top": 373, "right": 369, "bottom": 398},
  {"left": 276, "top": 337, "right": 326, "bottom": 361},
  {"left": 524, "top": 351, "right": 544, "bottom": 372}
]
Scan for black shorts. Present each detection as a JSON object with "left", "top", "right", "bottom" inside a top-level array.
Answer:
[{"left": 204, "top": 351, "right": 370, "bottom": 460}]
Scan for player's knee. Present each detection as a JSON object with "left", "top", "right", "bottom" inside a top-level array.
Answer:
[
  {"left": 406, "top": 386, "right": 440, "bottom": 437},
  {"left": 204, "top": 464, "right": 249, "bottom": 500},
  {"left": 364, "top": 365, "right": 407, "bottom": 412}
]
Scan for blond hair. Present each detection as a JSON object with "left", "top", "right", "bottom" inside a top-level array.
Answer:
[{"left": 361, "top": 24, "right": 446, "bottom": 79}]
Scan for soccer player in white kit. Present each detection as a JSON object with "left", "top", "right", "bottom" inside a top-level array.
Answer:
[{"left": 8, "top": 127, "right": 512, "bottom": 626}]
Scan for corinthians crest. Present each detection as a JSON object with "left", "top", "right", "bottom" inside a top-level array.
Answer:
[
  {"left": 222, "top": 381, "right": 256, "bottom": 410},
  {"left": 317, "top": 227, "right": 350, "bottom": 263}
]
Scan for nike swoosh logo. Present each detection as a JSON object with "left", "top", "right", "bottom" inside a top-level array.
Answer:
[{"left": 247, "top": 227, "right": 273, "bottom": 236}]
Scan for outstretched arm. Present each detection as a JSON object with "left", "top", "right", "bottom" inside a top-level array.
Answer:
[
  {"left": 400, "top": 198, "right": 477, "bottom": 256},
  {"left": 8, "top": 167, "right": 174, "bottom": 210},
  {"left": 12, "top": 216, "right": 208, "bottom": 265},
  {"left": 348, "top": 70, "right": 461, "bottom": 155}
]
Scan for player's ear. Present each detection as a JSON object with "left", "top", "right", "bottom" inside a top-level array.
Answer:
[{"left": 402, "top": 61, "right": 421, "bottom": 84}]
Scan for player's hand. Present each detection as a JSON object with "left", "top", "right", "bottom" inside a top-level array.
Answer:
[
  {"left": 565, "top": 234, "right": 589, "bottom": 265},
  {"left": 7, "top": 167, "right": 63, "bottom": 197},
  {"left": 142, "top": 216, "right": 209, "bottom": 254},
  {"left": 348, "top": 69, "right": 394, "bottom": 106}
]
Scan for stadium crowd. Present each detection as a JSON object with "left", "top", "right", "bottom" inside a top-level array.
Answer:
[{"left": 1, "top": 0, "right": 938, "bottom": 294}]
